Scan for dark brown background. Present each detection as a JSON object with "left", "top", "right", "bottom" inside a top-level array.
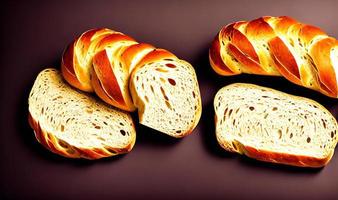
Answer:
[{"left": 1, "top": 1, "right": 337, "bottom": 199}]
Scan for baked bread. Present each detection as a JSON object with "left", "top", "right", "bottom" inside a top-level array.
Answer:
[
  {"left": 129, "top": 49, "right": 202, "bottom": 138},
  {"left": 28, "top": 68, "right": 136, "bottom": 159},
  {"left": 214, "top": 83, "right": 337, "bottom": 167},
  {"left": 62, "top": 28, "right": 202, "bottom": 137},
  {"left": 209, "top": 16, "right": 338, "bottom": 98},
  {"left": 61, "top": 28, "right": 139, "bottom": 111}
]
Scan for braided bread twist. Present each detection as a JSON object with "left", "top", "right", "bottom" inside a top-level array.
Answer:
[
  {"left": 62, "top": 28, "right": 180, "bottom": 111},
  {"left": 61, "top": 28, "right": 202, "bottom": 137},
  {"left": 209, "top": 16, "right": 338, "bottom": 98},
  {"left": 62, "top": 28, "right": 155, "bottom": 111}
]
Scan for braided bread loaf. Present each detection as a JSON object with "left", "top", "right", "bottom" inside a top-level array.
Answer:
[
  {"left": 62, "top": 28, "right": 139, "bottom": 111},
  {"left": 209, "top": 16, "right": 338, "bottom": 98},
  {"left": 62, "top": 28, "right": 202, "bottom": 137}
]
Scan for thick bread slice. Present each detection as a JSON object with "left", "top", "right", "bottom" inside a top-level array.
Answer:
[
  {"left": 28, "top": 68, "right": 136, "bottom": 159},
  {"left": 214, "top": 83, "right": 337, "bottom": 167},
  {"left": 130, "top": 49, "right": 202, "bottom": 138}
]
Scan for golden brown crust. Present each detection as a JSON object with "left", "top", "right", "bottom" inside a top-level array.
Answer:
[
  {"left": 268, "top": 37, "right": 302, "bottom": 85},
  {"left": 91, "top": 68, "right": 118, "bottom": 107},
  {"left": 92, "top": 50, "right": 127, "bottom": 110},
  {"left": 238, "top": 143, "right": 331, "bottom": 168},
  {"left": 70, "top": 28, "right": 115, "bottom": 92},
  {"left": 309, "top": 37, "right": 338, "bottom": 97},
  {"left": 246, "top": 17, "right": 276, "bottom": 39},
  {"left": 225, "top": 22, "right": 269, "bottom": 75},
  {"left": 209, "top": 35, "right": 236, "bottom": 75},
  {"left": 299, "top": 25, "right": 326, "bottom": 46},
  {"left": 28, "top": 112, "right": 134, "bottom": 159},
  {"left": 209, "top": 16, "right": 338, "bottom": 98},
  {"left": 271, "top": 16, "right": 298, "bottom": 35},
  {"left": 95, "top": 33, "right": 136, "bottom": 51},
  {"left": 61, "top": 29, "right": 137, "bottom": 111},
  {"left": 135, "top": 48, "right": 177, "bottom": 69},
  {"left": 120, "top": 43, "right": 155, "bottom": 73},
  {"left": 228, "top": 26, "right": 260, "bottom": 63},
  {"left": 228, "top": 43, "right": 266, "bottom": 75},
  {"left": 76, "top": 29, "right": 99, "bottom": 54},
  {"left": 61, "top": 42, "right": 90, "bottom": 91}
]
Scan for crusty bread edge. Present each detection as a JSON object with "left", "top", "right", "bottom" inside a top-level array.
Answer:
[
  {"left": 28, "top": 112, "right": 136, "bottom": 160},
  {"left": 91, "top": 51, "right": 136, "bottom": 112},
  {"left": 214, "top": 83, "right": 338, "bottom": 168},
  {"left": 237, "top": 141, "right": 333, "bottom": 168},
  {"left": 209, "top": 34, "right": 237, "bottom": 76}
]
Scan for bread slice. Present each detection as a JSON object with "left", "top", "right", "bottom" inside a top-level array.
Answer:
[
  {"left": 130, "top": 49, "right": 202, "bottom": 138},
  {"left": 28, "top": 68, "right": 136, "bottom": 159},
  {"left": 214, "top": 83, "right": 337, "bottom": 167}
]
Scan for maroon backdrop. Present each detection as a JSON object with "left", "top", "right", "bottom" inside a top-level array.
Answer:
[{"left": 1, "top": 1, "right": 337, "bottom": 199}]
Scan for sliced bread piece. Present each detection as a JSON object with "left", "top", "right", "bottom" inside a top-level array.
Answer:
[
  {"left": 28, "top": 68, "right": 136, "bottom": 159},
  {"left": 214, "top": 83, "right": 337, "bottom": 167},
  {"left": 130, "top": 49, "right": 202, "bottom": 138}
]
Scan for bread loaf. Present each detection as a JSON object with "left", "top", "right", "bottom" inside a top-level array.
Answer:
[
  {"left": 61, "top": 29, "right": 138, "bottom": 111},
  {"left": 209, "top": 16, "right": 338, "bottom": 98},
  {"left": 62, "top": 28, "right": 202, "bottom": 137},
  {"left": 28, "top": 68, "right": 136, "bottom": 159},
  {"left": 214, "top": 83, "right": 337, "bottom": 167}
]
